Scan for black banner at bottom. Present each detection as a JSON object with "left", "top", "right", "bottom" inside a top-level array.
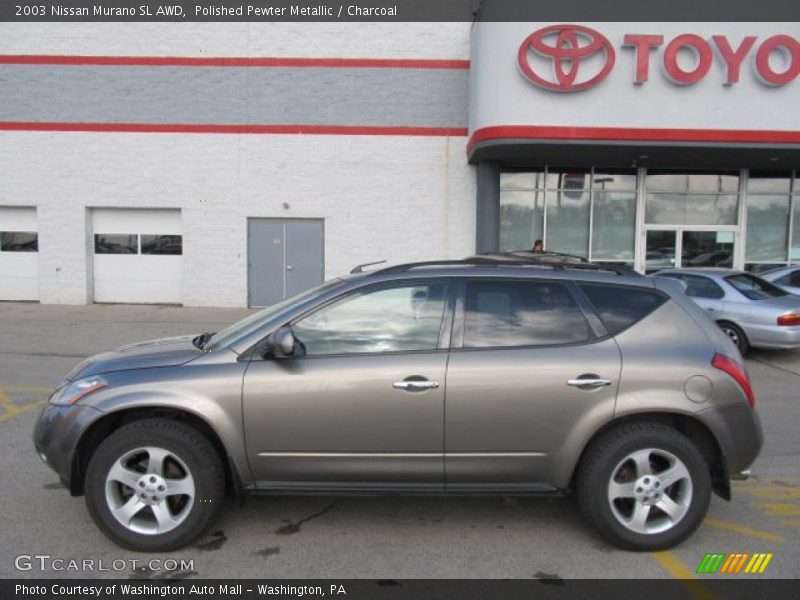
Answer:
[{"left": 5, "top": 579, "right": 800, "bottom": 600}]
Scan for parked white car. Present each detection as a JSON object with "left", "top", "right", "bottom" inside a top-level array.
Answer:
[{"left": 760, "top": 265, "right": 800, "bottom": 296}]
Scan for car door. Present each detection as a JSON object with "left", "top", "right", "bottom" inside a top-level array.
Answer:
[
  {"left": 242, "top": 279, "right": 453, "bottom": 488},
  {"left": 444, "top": 277, "right": 621, "bottom": 489}
]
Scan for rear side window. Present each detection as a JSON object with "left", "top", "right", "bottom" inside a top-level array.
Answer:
[
  {"left": 463, "top": 280, "right": 592, "bottom": 348},
  {"left": 579, "top": 284, "right": 667, "bottom": 335},
  {"left": 776, "top": 270, "right": 800, "bottom": 287},
  {"left": 682, "top": 275, "right": 725, "bottom": 299}
]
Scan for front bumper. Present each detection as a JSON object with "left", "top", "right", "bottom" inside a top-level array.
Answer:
[{"left": 32, "top": 403, "right": 104, "bottom": 491}]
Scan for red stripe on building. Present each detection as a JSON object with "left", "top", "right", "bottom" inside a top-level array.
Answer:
[
  {"left": 0, "top": 122, "right": 469, "bottom": 137},
  {"left": 0, "top": 55, "right": 470, "bottom": 69},
  {"left": 468, "top": 125, "right": 800, "bottom": 153}
]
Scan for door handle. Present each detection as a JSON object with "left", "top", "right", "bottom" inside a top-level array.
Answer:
[
  {"left": 567, "top": 377, "right": 612, "bottom": 389},
  {"left": 286, "top": 265, "right": 294, "bottom": 271},
  {"left": 393, "top": 380, "right": 440, "bottom": 391}
]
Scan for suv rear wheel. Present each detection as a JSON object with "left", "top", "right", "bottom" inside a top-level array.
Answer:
[
  {"left": 84, "top": 418, "right": 225, "bottom": 552},
  {"left": 577, "top": 422, "right": 711, "bottom": 551}
]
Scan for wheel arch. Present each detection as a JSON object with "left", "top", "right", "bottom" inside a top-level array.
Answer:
[
  {"left": 715, "top": 319, "right": 749, "bottom": 353},
  {"left": 70, "top": 407, "right": 246, "bottom": 501},
  {"left": 570, "top": 412, "right": 730, "bottom": 500}
]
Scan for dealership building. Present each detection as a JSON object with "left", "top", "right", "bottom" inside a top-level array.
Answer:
[{"left": 1, "top": 21, "right": 799, "bottom": 306}]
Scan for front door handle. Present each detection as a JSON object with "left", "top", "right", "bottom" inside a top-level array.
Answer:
[
  {"left": 393, "top": 380, "right": 440, "bottom": 391},
  {"left": 567, "top": 377, "right": 612, "bottom": 389}
]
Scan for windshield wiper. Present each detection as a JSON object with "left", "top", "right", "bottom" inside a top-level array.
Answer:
[{"left": 192, "top": 332, "right": 215, "bottom": 350}]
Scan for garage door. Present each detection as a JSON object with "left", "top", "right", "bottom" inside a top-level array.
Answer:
[
  {"left": 0, "top": 207, "right": 39, "bottom": 301},
  {"left": 92, "top": 209, "right": 182, "bottom": 304}
]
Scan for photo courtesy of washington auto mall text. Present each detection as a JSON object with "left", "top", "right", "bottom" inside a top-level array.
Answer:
[{"left": 2, "top": 0, "right": 800, "bottom": 599}]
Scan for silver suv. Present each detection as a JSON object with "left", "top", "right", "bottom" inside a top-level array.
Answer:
[{"left": 33, "top": 259, "right": 762, "bottom": 552}]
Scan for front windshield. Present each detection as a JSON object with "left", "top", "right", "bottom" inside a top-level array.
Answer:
[
  {"left": 206, "top": 279, "right": 344, "bottom": 350},
  {"left": 725, "top": 273, "right": 788, "bottom": 301}
]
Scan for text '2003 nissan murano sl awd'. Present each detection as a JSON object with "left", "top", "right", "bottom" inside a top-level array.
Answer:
[{"left": 33, "top": 258, "right": 762, "bottom": 552}]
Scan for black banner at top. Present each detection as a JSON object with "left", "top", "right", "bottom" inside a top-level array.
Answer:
[{"left": 2, "top": 0, "right": 800, "bottom": 22}]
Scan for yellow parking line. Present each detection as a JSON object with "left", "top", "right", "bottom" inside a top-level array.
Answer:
[
  {"left": 0, "top": 399, "right": 45, "bottom": 423},
  {"left": 703, "top": 517, "right": 784, "bottom": 542},
  {"left": 0, "top": 386, "right": 46, "bottom": 423},
  {"left": 2, "top": 385, "right": 54, "bottom": 394},
  {"left": 652, "top": 551, "right": 722, "bottom": 600}
]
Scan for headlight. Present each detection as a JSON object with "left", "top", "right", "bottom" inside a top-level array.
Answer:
[{"left": 49, "top": 375, "right": 108, "bottom": 406}]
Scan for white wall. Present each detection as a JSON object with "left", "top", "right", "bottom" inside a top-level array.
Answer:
[
  {"left": 0, "top": 23, "right": 471, "bottom": 59},
  {"left": 0, "top": 132, "right": 475, "bottom": 306},
  {"left": 0, "top": 22, "right": 475, "bottom": 306}
]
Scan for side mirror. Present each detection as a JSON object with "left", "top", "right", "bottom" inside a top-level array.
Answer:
[{"left": 270, "top": 326, "right": 295, "bottom": 358}]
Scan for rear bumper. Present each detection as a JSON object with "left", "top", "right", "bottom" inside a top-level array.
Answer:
[
  {"left": 698, "top": 403, "right": 763, "bottom": 479},
  {"left": 743, "top": 323, "right": 800, "bottom": 349}
]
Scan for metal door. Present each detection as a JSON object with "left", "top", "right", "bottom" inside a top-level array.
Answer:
[{"left": 248, "top": 219, "right": 324, "bottom": 307}]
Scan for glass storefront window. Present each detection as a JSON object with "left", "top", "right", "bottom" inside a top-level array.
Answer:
[
  {"left": 545, "top": 190, "right": 590, "bottom": 257},
  {"left": 544, "top": 169, "right": 590, "bottom": 191},
  {"left": 645, "top": 193, "right": 738, "bottom": 226},
  {"left": 646, "top": 172, "right": 739, "bottom": 193},
  {"left": 748, "top": 172, "right": 792, "bottom": 194},
  {"left": 745, "top": 194, "right": 790, "bottom": 262},
  {"left": 592, "top": 173, "right": 637, "bottom": 192},
  {"left": 500, "top": 172, "right": 545, "bottom": 190},
  {"left": 499, "top": 189, "right": 544, "bottom": 251},
  {"left": 592, "top": 192, "right": 636, "bottom": 260}
]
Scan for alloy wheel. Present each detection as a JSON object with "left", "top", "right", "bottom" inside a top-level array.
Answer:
[
  {"left": 105, "top": 446, "right": 196, "bottom": 535},
  {"left": 606, "top": 448, "right": 693, "bottom": 535}
]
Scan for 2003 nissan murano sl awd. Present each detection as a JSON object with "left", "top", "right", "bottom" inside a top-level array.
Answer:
[{"left": 34, "top": 257, "right": 762, "bottom": 552}]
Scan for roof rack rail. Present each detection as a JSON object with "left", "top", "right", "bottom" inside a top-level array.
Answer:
[
  {"left": 371, "top": 257, "right": 639, "bottom": 277},
  {"left": 350, "top": 259, "right": 387, "bottom": 274}
]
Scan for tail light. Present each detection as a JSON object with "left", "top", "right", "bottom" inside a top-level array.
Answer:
[
  {"left": 712, "top": 353, "right": 756, "bottom": 408},
  {"left": 777, "top": 313, "right": 800, "bottom": 327}
]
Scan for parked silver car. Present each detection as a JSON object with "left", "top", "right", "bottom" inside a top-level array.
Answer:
[
  {"left": 761, "top": 265, "right": 800, "bottom": 296},
  {"left": 656, "top": 268, "right": 800, "bottom": 353},
  {"left": 34, "top": 259, "right": 762, "bottom": 553}
]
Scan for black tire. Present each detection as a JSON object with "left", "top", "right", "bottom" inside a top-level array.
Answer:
[
  {"left": 717, "top": 320, "right": 749, "bottom": 355},
  {"left": 85, "top": 418, "right": 225, "bottom": 552},
  {"left": 576, "top": 422, "right": 711, "bottom": 551}
]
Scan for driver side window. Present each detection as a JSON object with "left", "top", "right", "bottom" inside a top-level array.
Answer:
[{"left": 291, "top": 282, "right": 448, "bottom": 356}]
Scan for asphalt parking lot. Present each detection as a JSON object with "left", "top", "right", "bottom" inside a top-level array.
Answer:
[{"left": 1, "top": 302, "right": 798, "bottom": 584}]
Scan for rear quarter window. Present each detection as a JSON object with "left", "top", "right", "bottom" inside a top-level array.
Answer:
[{"left": 579, "top": 284, "right": 667, "bottom": 335}]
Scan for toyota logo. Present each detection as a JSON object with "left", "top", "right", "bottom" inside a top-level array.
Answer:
[{"left": 518, "top": 24, "right": 616, "bottom": 92}]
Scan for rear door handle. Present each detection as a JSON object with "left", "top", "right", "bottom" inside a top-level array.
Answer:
[
  {"left": 567, "top": 377, "right": 612, "bottom": 389},
  {"left": 393, "top": 380, "right": 440, "bottom": 391}
]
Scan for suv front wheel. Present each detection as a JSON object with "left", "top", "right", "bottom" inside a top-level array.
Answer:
[
  {"left": 577, "top": 422, "right": 711, "bottom": 551},
  {"left": 84, "top": 418, "right": 225, "bottom": 552}
]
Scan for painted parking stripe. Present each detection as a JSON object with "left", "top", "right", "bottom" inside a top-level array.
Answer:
[
  {"left": 652, "top": 551, "right": 722, "bottom": 600},
  {"left": 703, "top": 518, "right": 784, "bottom": 543}
]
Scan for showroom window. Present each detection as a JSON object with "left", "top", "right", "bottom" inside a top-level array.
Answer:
[
  {"left": 745, "top": 172, "right": 794, "bottom": 273},
  {"left": 499, "top": 168, "right": 635, "bottom": 262},
  {"left": 0, "top": 231, "right": 38, "bottom": 252},
  {"left": 645, "top": 172, "right": 739, "bottom": 226},
  {"left": 94, "top": 233, "right": 182, "bottom": 255}
]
